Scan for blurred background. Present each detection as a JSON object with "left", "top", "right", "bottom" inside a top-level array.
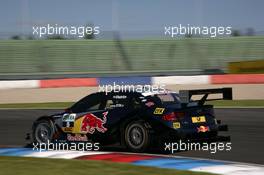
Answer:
[{"left": 0, "top": 0, "right": 264, "bottom": 79}]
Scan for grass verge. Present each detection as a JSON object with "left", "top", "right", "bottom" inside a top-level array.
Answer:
[
  {"left": 0, "top": 100, "right": 263, "bottom": 109},
  {"left": 0, "top": 156, "right": 213, "bottom": 175},
  {"left": 0, "top": 102, "right": 74, "bottom": 109}
]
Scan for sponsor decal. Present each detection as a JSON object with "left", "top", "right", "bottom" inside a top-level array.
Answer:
[
  {"left": 81, "top": 112, "right": 108, "bottom": 134},
  {"left": 145, "top": 101, "right": 155, "bottom": 107},
  {"left": 192, "top": 116, "right": 206, "bottom": 123},
  {"left": 154, "top": 108, "right": 165, "bottom": 114},
  {"left": 64, "top": 127, "right": 73, "bottom": 132},
  {"left": 173, "top": 122, "right": 181, "bottom": 129},
  {"left": 197, "top": 126, "right": 210, "bottom": 133},
  {"left": 110, "top": 104, "right": 124, "bottom": 108},
  {"left": 63, "top": 121, "right": 74, "bottom": 127},
  {"left": 67, "top": 134, "right": 88, "bottom": 141},
  {"left": 62, "top": 114, "right": 76, "bottom": 131},
  {"left": 62, "top": 113, "right": 76, "bottom": 121},
  {"left": 141, "top": 98, "right": 147, "bottom": 103},
  {"left": 113, "top": 95, "right": 127, "bottom": 99}
]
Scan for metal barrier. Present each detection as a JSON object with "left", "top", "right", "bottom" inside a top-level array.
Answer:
[{"left": 0, "top": 37, "right": 263, "bottom": 77}]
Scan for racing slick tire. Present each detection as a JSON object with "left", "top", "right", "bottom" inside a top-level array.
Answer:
[
  {"left": 124, "top": 120, "right": 151, "bottom": 152},
  {"left": 32, "top": 119, "right": 55, "bottom": 144}
]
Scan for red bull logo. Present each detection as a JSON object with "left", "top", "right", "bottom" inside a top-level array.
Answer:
[
  {"left": 197, "top": 125, "right": 210, "bottom": 133},
  {"left": 81, "top": 112, "right": 108, "bottom": 134}
]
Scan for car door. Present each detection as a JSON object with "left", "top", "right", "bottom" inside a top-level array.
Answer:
[
  {"left": 62, "top": 92, "right": 109, "bottom": 135},
  {"left": 103, "top": 92, "right": 140, "bottom": 126}
]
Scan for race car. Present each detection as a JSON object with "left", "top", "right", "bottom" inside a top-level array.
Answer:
[{"left": 28, "top": 88, "right": 231, "bottom": 152}]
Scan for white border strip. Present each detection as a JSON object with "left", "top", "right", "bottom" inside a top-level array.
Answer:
[
  {"left": 24, "top": 150, "right": 110, "bottom": 159},
  {"left": 0, "top": 75, "right": 210, "bottom": 90},
  {"left": 1, "top": 148, "right": 264, "bottom": 175},
  {"left": 0, "top": 80, "right": 40, "bottom": 90},
  {"left": 152, "top": 75, "right": 210, "bottom": 85},
  {"left": 191, "top": 164, "right": 264, "bottom": 175}
]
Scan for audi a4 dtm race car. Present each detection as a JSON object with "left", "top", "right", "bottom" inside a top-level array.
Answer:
[{"left": 28, "top": 88, "right": 231, "bottom": 152}]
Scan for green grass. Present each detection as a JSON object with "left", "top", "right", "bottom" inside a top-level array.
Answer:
[
  {"left": 0, "top": 100, "right": 263, "bottom": 109},
  {"left": 0, "top": 102, "right": 74, "bottom": 109},
  {"left": 0, "top": 156, "right": 213, "bottom": 175}
]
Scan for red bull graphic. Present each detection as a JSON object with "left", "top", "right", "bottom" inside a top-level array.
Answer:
[
  {"left": 197, "top": 126, "right": 210, "bottom": 133},
  {"left": 81, "top": 112, "right": 108, "bottom": 134}
]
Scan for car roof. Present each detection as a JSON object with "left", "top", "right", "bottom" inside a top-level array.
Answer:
[
  {"left": 142, "top": 90, "right": 177, "bottom": 97},
  {"left": 102, "top": 88, "right": 177, "bottom": 97}
]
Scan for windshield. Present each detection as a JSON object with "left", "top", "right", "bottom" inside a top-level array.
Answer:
[
  {"left": 156, "top": 93, "right": 179, "bottom": 103},
  {"left": 146, "top": 93, "right": 181, "bottom": 106},
  {"left": 147, "top": 93, "right": 199, "bottom": 108}
]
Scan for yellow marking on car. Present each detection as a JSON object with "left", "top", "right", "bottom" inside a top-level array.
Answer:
[
  {"left": 173, "top": 122, "right": 181, "bottom": 129},
  {"left": 154, "top": 108, "right": 165, "bottom": 114},
  {"left": 192, "top": 116, "right": 206, "bottom": 123},
  {"left": 72, "top": 116, "right": 85, "bottom": 134},
  {"left": 63, "top": 127, "right": 73, "bottom": 132}
]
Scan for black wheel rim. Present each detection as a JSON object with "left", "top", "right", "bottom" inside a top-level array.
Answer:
[
  {"left": 35, "top": 123, "right": 52, "bottom": 143},
  {"left": 129, "top": 126, "right": 144, "bottom": 147}
]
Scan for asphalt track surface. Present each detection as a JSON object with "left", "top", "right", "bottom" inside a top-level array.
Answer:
[{"left": 0, "top": 108, "right": 263, "bottom": 164}]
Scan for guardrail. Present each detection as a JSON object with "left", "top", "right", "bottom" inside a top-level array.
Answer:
[{"left": 0, "top": 37, "right": 263, "bottom": 79}]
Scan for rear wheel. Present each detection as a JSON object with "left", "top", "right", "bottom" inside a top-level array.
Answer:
[
  {"left": 124, "top": 121, "right": 151, "bottom": 152},
  {"left": 33, "top": 120, "right": 55, "bottom": 144}
]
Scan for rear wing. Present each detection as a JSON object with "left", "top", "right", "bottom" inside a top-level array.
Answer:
[{"left": 179, "top": 88, "right": 232, "bottom": 105}]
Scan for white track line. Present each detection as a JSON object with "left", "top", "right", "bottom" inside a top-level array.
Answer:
[
  {"left": 3, "top": 148, "right": 264, "bottom": 175},
  {"left": 24, "top": 150, "right": 110, "bottom": 159}
]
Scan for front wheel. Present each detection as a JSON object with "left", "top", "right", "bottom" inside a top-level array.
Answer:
[
  {"left": 124, "top": 121, "right": 151, "bottom": 152},
  {"left": 33, "top": 119, "right": 55, "bottom": 144}
]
